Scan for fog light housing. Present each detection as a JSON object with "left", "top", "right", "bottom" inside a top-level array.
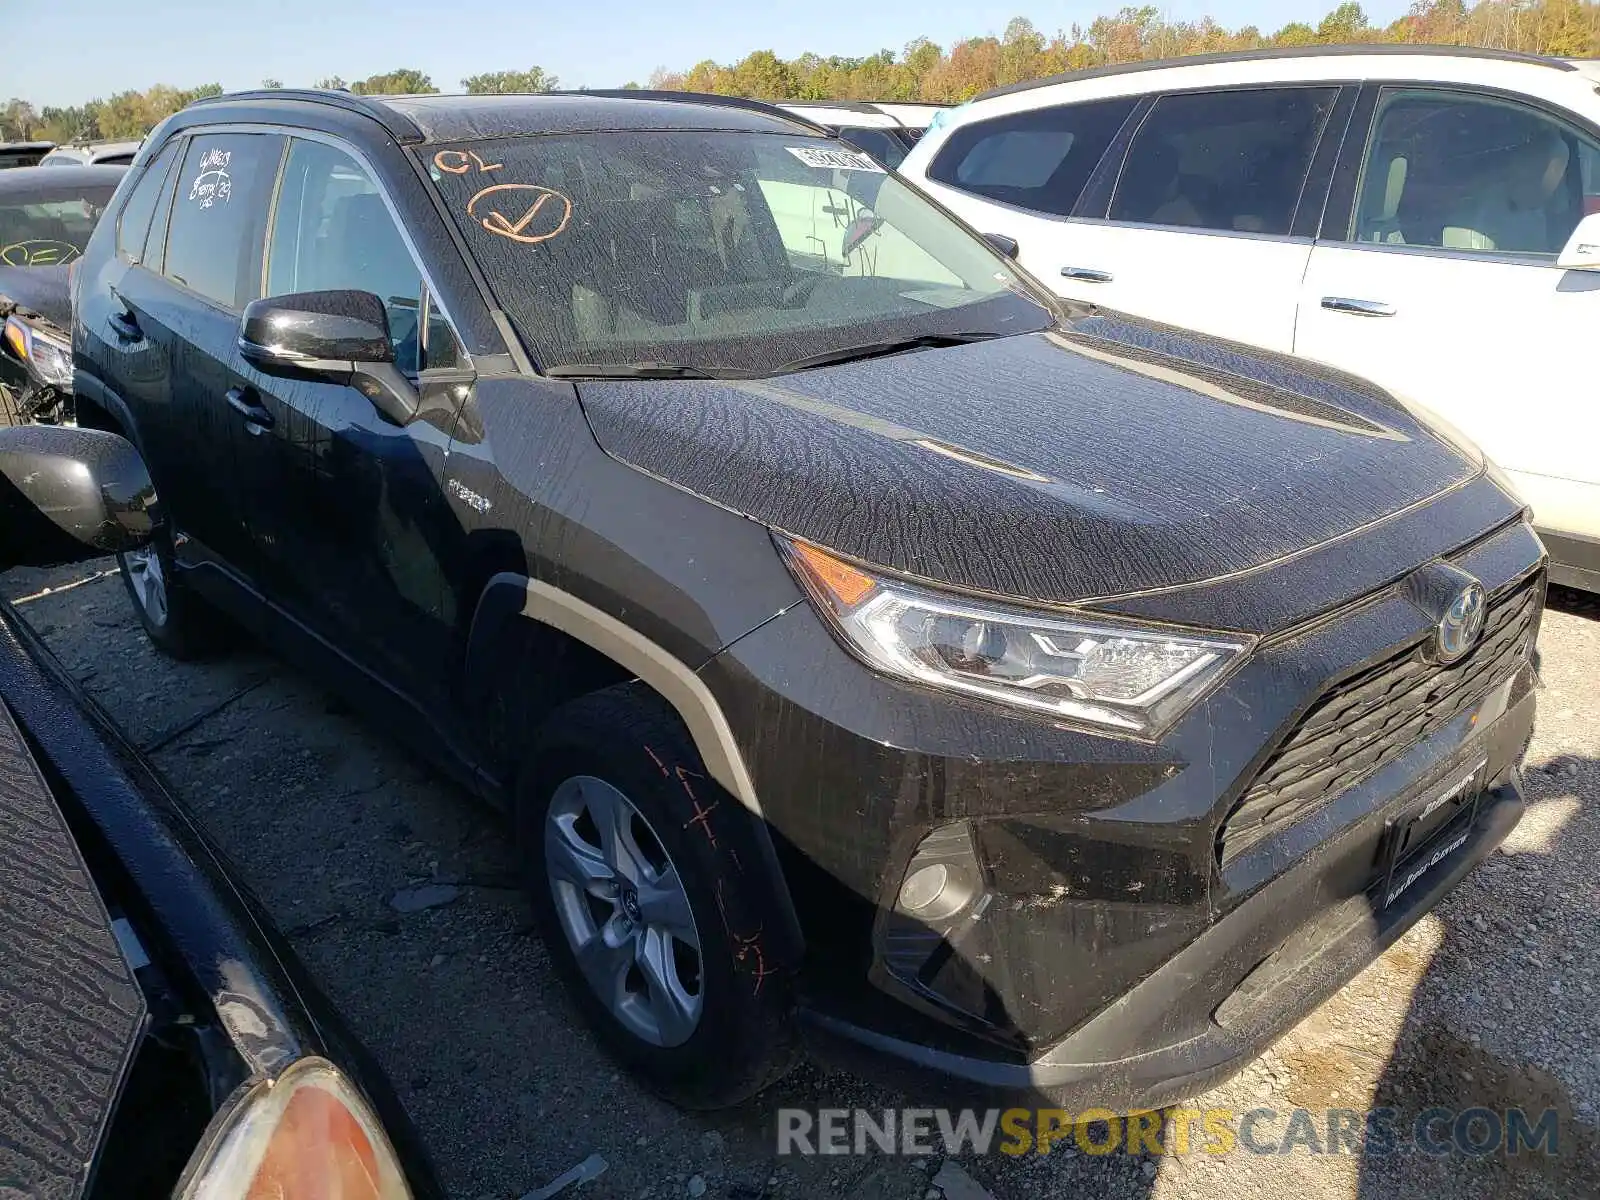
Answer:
[{"left": 876, "top": 823, "right": 1008, "bottom": 1034}]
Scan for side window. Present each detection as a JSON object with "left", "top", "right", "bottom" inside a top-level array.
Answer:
[
  {"left": 115, "top": 140, "right": 180, "bottom": 263},
  {"left": 164, "top": 133, "right": 285, "bottom": 309},
  {"left": 1350, "top": 89, "right": 1600, "bottom": 256},
  {"left": 142, "top": 140, "right": 185, "bottom": 274},
  {"left": 835, "top": 127, "right": 908, "bottom": 169},
  {"left": 1110, "top": 87, "right": 1337, "bottom": 236},
  {"left": 926, "top": 97, "right": 1137, "bottom": 217},
  {"left": 266, "top": 138, "right": 459, "bottom": 372}
]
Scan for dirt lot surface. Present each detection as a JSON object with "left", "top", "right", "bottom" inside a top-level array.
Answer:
[{"left": 5, "top": 562, "right": 1595, "bottom": 1200}]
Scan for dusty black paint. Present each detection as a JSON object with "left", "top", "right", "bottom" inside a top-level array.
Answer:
[
  {"left": 0, "top": 695, "right": 143, "bottom": 1200},
  {"left": 68, "top": 89, "right": 1549, "bottom": 1108},
  {"left": 580, "top": 322, "right": 1479, "bottom": 620}
]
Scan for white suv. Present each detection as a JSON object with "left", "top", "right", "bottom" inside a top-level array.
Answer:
[{"left": 900, "top": 46, "right": 1600, "bottom": 592}]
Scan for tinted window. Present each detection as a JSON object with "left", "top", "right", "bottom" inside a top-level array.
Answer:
[
  {"left": 1111, "top": 88, "right": 1336, "bottom": 235},
  {"left": 163, "top": 133, "right": 284, "bottom": 309},
  {"left": 424, "top": 131, "right": 1049, "bottom": 376},
  {"left": 835, "top": 127, "right": 908, "bottom": 169},
  {"left": 266, "top": 138, "right": 457, "bottom": 371},
  {"left": 1583, "top": 139, "right": 1600, "bottom": 215},
  {"left": 1351, "top": 89, "right": 1600, "bottom": 256},
  {"left": 116, "top": 140, "right": 179, "bottom": 262},
  {"left": 927, "top": 98, "right": 1136, "bottom": 217},
  {"left": 0, "top": 185, "right": 119, "bottom": 267},
  {"left": 143, "top": 142, "right": 185, "bottom": 274}
]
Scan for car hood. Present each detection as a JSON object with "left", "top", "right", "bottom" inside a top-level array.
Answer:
[
  {"left": 578, "top": 314, "right": 1482, "bottom": 624},
  {"left": 0, "top": 695, "right": 145, "bottom": 1196},
  {"left": 0, "top": 263, "right": 71, "bottom": 330}
]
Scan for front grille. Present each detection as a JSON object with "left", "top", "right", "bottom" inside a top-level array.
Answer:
[{"left": 1218, "top": 572, "right": 1542, "bottom": 867}]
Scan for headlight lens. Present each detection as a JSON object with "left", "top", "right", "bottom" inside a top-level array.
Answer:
[
  {"left": 2, "top": 315, "right": 73, "bottom": 389},
  {"left": 782, "top": 539, "right": 1250, "bottom": 736},
  {"left": 178, "top": 1057, "right": 412, "bottom": 1200}
]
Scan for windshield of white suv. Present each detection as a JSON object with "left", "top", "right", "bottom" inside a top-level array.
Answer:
[{"left": 421, "top": 131, "right": 1053, "bottom": 377}]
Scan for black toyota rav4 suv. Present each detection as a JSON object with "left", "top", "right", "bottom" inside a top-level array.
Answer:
[{"left": 73, "top": 88, "right": 1544, "bottom": 1110}]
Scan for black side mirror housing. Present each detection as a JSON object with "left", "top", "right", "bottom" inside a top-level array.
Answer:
[
  {"left": 982, "top": 232, "right": 1019, "bottom": 260},
  {"left": 0, "top": 426, "right": 154, "bottom": 568},
  {"left": 237, "top": 289, "right": 420, "bottom": 426}
]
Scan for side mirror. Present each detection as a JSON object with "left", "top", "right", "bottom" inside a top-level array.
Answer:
[
  {"left": 238, "top": 290, "right": 420, "bottom": 425},
  {"left": 1557, "top": 212, "right": 1600, "bottom": 271},
  {"left": 982, "top": 232, "right": 1019, "bottom": 260},
  {"left": 0, "top": 426, "right": 155, "bottom": 568}
]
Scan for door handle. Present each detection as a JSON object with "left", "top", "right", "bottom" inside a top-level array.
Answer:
[
  {"left": 107, "top": 309, "right": 143, "bottom": 342},
  {"left": 1061, "top": 266, "right": 1114, "bottom": 283},
  {"left": 225, "top": 386, "right": 274, "bottom": 432},
  {"left": 1321, "top": 296, "right": 1396, "bottom": 317}
]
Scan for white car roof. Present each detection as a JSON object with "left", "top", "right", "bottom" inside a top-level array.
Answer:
[{"left": 936, "top": 46, "right": 1600, "bottom": 130}]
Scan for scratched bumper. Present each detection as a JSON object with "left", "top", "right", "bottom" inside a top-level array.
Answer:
[
  {"left": 798, "top": 767, "right": 1527, "bottom": 1109},
  {"left": 700, "top": 520, "right": 1543, "bottom": 1101}
]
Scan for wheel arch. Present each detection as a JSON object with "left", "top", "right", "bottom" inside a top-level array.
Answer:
[
  {"left": 72, "top": 374, "right": 141, "bottom": 447},
  {"left": 464, "top": 572, "right": 804, "bottom": 957}
]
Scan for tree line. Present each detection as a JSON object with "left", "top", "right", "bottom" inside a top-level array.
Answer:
[{"left": 5, "top": 1, "right": 1599, "bottom": 144}]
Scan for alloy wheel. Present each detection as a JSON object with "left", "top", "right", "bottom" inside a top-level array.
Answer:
[
  {"left": 123, "top": 546, "right": 168, "bottom": 628},
  {"left": 544, "top": 775, "right": 704, "bottom": 1047}
]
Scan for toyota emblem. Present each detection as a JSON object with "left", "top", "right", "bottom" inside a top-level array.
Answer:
[{"left": 1436, "top": 582, "right": 1487, "bottom": 663}]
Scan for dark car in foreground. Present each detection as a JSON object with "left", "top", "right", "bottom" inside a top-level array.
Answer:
[
  {"left": 0, "top": 425, "right": 435, "bottom": 1196},
  {"left": 0, "top": 164, "right": 126, "bottom": 424},
  {"left": 72, "top": 88, "right": 1544, "bottom": 1111}
]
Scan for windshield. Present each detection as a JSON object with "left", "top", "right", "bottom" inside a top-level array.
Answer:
[
  {"left": 0, "top": 186, "right": 117, "bottom": 266},
  {"left": 422, "top": 131, "right": 1051, "bottom": 376}
]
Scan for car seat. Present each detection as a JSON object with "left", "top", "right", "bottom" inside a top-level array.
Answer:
[{"left": 1443, "top": 131, "right": 1571, "bottom": 254}]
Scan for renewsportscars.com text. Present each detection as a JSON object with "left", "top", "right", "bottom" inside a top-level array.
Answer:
[{"left": 776, "top": 1106, "right": 1560, "bottom": 1158}]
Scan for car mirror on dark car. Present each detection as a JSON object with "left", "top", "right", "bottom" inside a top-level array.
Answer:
[
  {"left": 238, "top": 289, "right": 420, "bottom": 426},
  {"left": 0, "top": 426, "right": 154, "bottom": 568}
]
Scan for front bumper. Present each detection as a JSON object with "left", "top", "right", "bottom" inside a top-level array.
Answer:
[
  {"left": 799, "top": 761, "right": 1527, "bottom": 1109},
  {"left": 702, "top": 516, "right": 1544, "bottom": 1106}
]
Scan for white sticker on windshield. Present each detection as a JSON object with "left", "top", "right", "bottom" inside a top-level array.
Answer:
[{"left": 785, "top": 145, "right": 885, "bottom": 173}]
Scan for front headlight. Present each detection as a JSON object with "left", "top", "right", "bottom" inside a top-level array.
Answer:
[
  {"left": 2, "top": 315, "right": 73, "bottom": 389},
  {"left": 177, "top": 1057, "right": 412, "bottom": 1200},
  {"left": 782, "top": 538, "right": 1251, "bottom": 737}
]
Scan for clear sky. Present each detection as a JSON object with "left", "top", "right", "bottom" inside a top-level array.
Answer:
[{"left": 18, "top": 0, "right": 1413, "bottom": 109}]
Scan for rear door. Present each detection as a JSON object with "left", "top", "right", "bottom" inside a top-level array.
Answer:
[
  {"left": 102, "top": 130, "right": 285, "bottom": 581},
  {"left": 242, "top": 134, "right": 468, "bottom": 705},
  {"left": 1054, "top": 85, "right": 1345, "bottom": 353},
  {"left": 1295, "top": 85, "right": 1600, "bottom": 533},
  {"left": 70, "top": 136, "right": 181, "bottom": 426},
  {"left": 912, "top": 95, "right": 1141, "bottom": 288}
]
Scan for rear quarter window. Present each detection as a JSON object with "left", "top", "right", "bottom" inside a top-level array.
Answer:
[{"left": 926, "top": 97, "right": 1137, "bottom": 217}]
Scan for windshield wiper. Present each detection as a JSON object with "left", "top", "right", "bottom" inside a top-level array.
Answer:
[
  {"left": 545, "top": 361, "right": 743, "bottom": 380},
  {"left": 771, "top": 331, "right": 1003, "bottom": 375}
]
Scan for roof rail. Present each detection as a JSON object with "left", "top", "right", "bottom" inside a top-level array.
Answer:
[
  {"left": 779, "top": 99, "right": 896, "bottom": 117},
  {"left": 567, "top": 89, "right": 832, "bottom": 135},
  {"left": 977, "top": 42, "right": 1577, "bottom": 102},
  {"left": 184, "top": 88, "right": 424, "bottom": 142}
]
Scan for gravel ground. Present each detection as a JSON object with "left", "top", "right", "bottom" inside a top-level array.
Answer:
[{"left": 5, "top": 562, "right": 1596, "bottom": 1200}]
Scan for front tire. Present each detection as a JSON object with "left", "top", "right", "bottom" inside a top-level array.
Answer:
[
  {"left": 518, "top": 683, "right": 796, "bottom": 1109},
  {"left": 118, "top": 524, "right": 232, "bottom": 660}
]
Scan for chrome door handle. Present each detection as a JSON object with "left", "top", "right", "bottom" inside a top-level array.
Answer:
[
  {"left": 1321, "top": 296, "right": 1396, "bottom": 317},
  {"left": 1061, "top": 266, "right": 1114, "bottom": 283}
]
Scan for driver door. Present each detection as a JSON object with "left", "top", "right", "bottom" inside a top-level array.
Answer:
[{"left": 236, "top": 135, "right": 469, "bottom": 707}]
